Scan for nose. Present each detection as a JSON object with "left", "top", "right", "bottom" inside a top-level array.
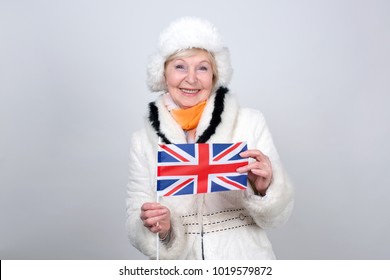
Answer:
[{"left": 185, "top": 68, "right": 197, "bottom": 84}]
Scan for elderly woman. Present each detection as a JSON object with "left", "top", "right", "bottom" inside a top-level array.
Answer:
[{"left": 126, "top": 17, "right": 293, "bottom": 259}]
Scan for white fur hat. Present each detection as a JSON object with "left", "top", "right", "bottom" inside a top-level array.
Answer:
[{"left": 147, "top": 17, "right": 233, "bottom": 92}]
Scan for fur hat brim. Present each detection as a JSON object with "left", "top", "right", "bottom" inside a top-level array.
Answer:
[{"left": 147, "top": 17, "right": 233, "bottom": 92}]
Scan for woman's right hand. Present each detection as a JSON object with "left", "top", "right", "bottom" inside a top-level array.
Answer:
[{"left": 140, "top": 202, "right": 171, "bottom": 239}]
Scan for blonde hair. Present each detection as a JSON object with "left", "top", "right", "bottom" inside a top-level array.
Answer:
[{"left": 164, "top": 48, "right": 219, "bottom": 87}]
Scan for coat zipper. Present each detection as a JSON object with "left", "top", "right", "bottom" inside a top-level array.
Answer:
[
  {"left": 201, "top": 227, "right": 205, "bottom": 260},
  {"left": 200, "top": 194, "right": 205, "bottom": 260}
]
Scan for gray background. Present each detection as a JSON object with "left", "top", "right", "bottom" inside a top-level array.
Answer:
[{"left": 1, "top": 0, "right": 389, "bottom": 259}]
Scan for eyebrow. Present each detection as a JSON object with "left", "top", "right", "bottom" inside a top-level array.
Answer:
[{"left": 173, "top": 59, "right": 211, "bottom": 64}]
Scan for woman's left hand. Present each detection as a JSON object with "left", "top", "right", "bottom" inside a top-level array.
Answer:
[{"left": 237, "top": 149, "right": 273, "bottom": 196}]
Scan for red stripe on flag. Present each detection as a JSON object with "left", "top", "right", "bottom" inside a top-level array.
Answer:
[
  {"left": 160, "top": 145, "right": 190, "bottom": 162},
  {"left": 197, "top": 144, "right": 209, "bottom": 193},
  {"left": 213, "top": 142, "right": 242, "bottom": 161},
  {"left": 217, "top": 176, "right": 247, "bottom": 190},
  {"left": 164, "top": 178, "right": 193, "bottom": 196},
  {"left": 157, "top": 143, "right": 248, "bottom": 195}
]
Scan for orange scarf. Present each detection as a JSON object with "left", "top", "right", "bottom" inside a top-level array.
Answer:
[{"left": 170, "top": 101, "right": 207, "bottom": 131}]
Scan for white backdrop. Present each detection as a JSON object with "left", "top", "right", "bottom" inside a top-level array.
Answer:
[{"left": 1, "top": 0, "right": 389, "bottom": 259}]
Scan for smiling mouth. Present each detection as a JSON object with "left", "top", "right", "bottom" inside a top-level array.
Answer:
[{"left": 180, "top": 88, "right": 200, "bottom": 94}]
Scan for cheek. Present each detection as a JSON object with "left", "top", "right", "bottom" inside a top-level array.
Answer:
[
  {"left": 165, "top": 76, "right": 176, "bottom": 88},
  {"left": 202, "top": 74, "right": 214, "bottom": 89},
  {"left": 165, "top": 72, "right": 183, "bottom": 87}
]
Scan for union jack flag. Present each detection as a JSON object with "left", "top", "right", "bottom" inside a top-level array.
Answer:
[{"left": 157, "top": 142, "right": 248, "bottom": 196}]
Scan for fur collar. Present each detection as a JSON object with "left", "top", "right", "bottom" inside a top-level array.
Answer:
[{"left": 147, "top": 87, "right": 238, "bottom": 144}]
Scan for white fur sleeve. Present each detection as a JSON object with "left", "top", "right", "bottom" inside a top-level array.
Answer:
[
  {"left": 125, "top": 131, "right": 187, "bottom": 259},
  {"left": 242, "top": 111, "right": 294, "bottom": 229}
]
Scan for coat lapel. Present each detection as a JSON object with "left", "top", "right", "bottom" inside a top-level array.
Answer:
[{"left": 147, "top": 87, "right": 239, "bottom": 144}]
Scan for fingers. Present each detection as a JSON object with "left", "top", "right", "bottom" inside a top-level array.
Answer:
[
  {"left": 237, "top": 150, "right": 272, "bottom": 174},
  {"left": 239, "top": 149, "right": 269, "bottom": 163},
  {"left": 140, "top": 202, "right": 170, "bottom": 233},
  {"left": 140, "top": 203, "right": 168, "bottom": 223},
  {"left": 141, "top": 202, "right": 166, "bottom": 211},
  {"left": 237, "top": 149, "right": 273, "bottom": 195},
  {"left": 236, "top": 161, "right": 271, "bottom": 175},
  {"left": 141, "top": 211, "right": 168, "bottom": 227},
  {"left": 147, "top": 223, "right": 162, "bottom": 234}
]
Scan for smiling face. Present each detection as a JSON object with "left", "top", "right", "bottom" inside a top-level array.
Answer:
[{"left": 164, "top": 49, "right": 216, "bottom": 109}]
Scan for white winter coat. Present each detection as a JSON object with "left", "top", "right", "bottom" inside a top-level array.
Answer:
[{"left": 126, "top": 87, "right": 293, "bottom": 259}]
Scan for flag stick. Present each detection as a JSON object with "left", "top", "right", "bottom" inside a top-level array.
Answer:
[
  {"left": 156, "top": 194, "right": 160, "bottom": 260},
  {"left": 156, "top": 137, "right": 161, "bottom": 260}
]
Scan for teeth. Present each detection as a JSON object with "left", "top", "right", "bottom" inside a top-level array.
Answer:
[{"left": 181, "top": 89, "right": 199, "bottom": 94}]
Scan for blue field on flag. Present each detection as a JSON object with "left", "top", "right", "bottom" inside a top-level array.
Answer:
[{"left": 157, "top": 142, "right": 248, "bottom": 196}]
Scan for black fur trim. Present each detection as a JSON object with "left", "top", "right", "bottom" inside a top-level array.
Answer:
[
  {"left": 148, "top": 102, "right": 171, "bottom": 144},
  {"left": 196, "top": 87, "right": 228, "bottom": 143},
  {"left": 147, "top": 86, "right": 229, "bottom": 144}
]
